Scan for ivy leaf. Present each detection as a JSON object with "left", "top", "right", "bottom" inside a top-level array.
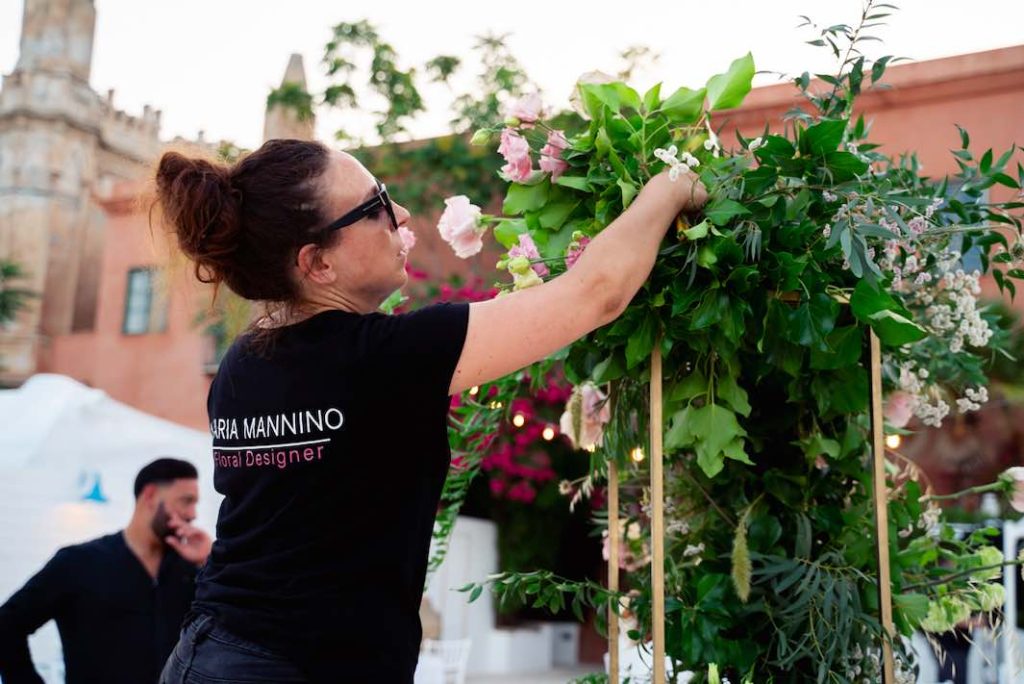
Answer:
[
  {"left": 705, "top": 198, "right": 751, "bottom": 226},
  {"left": 668, "top": 369, "right": 708, "bottom": 403},
  {"left": 642, "top": 82, "right": 662, "bottom": 112},
  {"left": 659, "top": 86, "right": 706, "bottom": 124},
  {"left": 493, "top": 219, "right": 527, "bottom": 248},
  {"left": 867, "top": 309, "right": 928, "bottom": 346},
  {"left": 810, "top": 326, "right": 863, "bottom": 370},
  {"left": 554, "top": 176, "right": 592, "bottom": 192},
  {"left": 786, "top": 293, "right": 839, "bottom": 350},
  {"left": 850, "top": 280, "right": 926, "bottom": 346},
  {"left": 800, "top": 119, "right": 847, "bottom": 156},
  {"left": 503, "top": 181, "right": 549, "bottom": 214},
  {"left": 706, "top": 53, "right": 755, "bottom": 111},
  {"left": 625, "top": 313, "right": 657, "bottom": 369},
  {"left": 717, "top": 372, "right": 751, "bottom": 417}
]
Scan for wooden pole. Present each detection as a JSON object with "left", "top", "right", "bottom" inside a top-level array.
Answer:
[
  {"left": 869, "top": 330, "right": 896, "bottom": 682},
  {"left": 650, "top": 345, "right": 666, "bottom": 684},
  {"left": 608, "top": 459, "right": 620, "bottom": 684}
]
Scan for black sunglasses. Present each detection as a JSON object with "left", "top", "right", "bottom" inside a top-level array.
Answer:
[{"left": 322, "top": 180, "right": 398, "bottom": 233}]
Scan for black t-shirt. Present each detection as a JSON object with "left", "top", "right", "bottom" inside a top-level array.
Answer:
[
  {"left": 192, "top": 302, "right": 470, "bottom": 684},
  {"left": 0, "top": 532, "right": 196, "bottom": 684}
]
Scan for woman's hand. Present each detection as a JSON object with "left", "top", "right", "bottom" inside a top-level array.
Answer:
[{"left": 646, "top": 168, "right": 709, "bottom": 214}]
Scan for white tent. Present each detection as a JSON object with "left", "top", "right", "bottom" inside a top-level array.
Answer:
[{"left": 0, "top": 374, "right": 217, "bottom": 681}]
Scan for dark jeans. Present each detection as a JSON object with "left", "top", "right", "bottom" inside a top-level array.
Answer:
[{"left": 160, "top": 614, "right": 306, "bottom": 684}]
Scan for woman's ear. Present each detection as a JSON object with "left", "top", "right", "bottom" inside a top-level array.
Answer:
[{"left": 296, "top": 243, "right": 337, "bottom": 285}]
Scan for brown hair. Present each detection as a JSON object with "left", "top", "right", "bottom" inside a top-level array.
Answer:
[{"left": 153, "top": 139, "right": 334, "bottom": 304}]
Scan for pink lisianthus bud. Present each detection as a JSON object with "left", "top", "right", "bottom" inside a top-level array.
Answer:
[
  {"left": 539, "top": 129, "right": 570, "bottom": 181},
  {"left": 512, "top": 269, "right": 543, "bottom": 291},
  {"left": 504, "top": 93, "right": 543, "bottom": 128},
  {"left": 884, "top": 391, "right": 915, "bottom": 429},
  {"left": 437, "top": 195, "right": 485, "bottom": 258},
  {"left": 497, "top": 128, "right": 533, "bottom": 182},
  {"left": 508, "top": 233, "right": 549, "bottom": 277},
  {"left": 1000, "top": 467, "right": 1024, "bottom": 513},
  {"left": 397, "top": 225, "right": 416, "bottom": 252},
  {"left": 565, "top": 235, "right": 591, "bottom": 270}
]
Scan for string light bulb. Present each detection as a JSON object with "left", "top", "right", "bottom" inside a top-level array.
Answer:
[
  {"left": 469, "top": 386, "right": 479, "bottom": 396},
  {"left": 488, "top": 400, "right": 503, "bottom": 410},
  {"left": 885, "top": 434, "right": 902, "bottom": 449},
  {"left": 542, "top": 426, "right": 556, "bottom": 441},
  {"left": 630, "top": 446, "right": 646, "bottom": 463},
  {"left": 512, "top": 413, "right": 526, "bottom": 428}
]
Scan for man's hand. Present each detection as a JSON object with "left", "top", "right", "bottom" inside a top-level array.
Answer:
[{"left": 165, "top": 515, "right": 213, "bottom": 567}]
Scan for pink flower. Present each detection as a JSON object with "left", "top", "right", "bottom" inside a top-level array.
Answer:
[
  {"left": 559, "top": 382, "right": 611, "bottom": 451},
  {"left": 397, "top": 225, "right": 416, "bottom": 252},
  {"left": 539, "top": 129, "right": 569, "bottom": 180},
  {"left": 497, "top": 128, "right": 533, "bottom": 183},
  {"left": 565, "top": 236, "right": 591, "bottom": 270},
  {"left": 505, "top": 93, "right": 543, "bottom": 127},
  {"left": 437, "top": 195, "right": 485, "bottom": 258},
  {"left": 884, "top": 391, "right": 915, "bottom": 429},
  {"left": 508, "top": 234, "right": 549, "bottom": 277}
]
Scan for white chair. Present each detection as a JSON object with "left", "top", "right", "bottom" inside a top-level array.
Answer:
[{"left": 421, "top": 638, "right": 471, "bottom": 684}]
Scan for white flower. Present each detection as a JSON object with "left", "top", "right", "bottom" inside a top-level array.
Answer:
[
  {"left": 684, "top": 543, "right": 705, "bottom": 557},
  {"left": 748, "top": 136, "right": 765, "bottom": 151}
]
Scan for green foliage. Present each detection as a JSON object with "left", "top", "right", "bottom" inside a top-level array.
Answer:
[
  {"left": 0, "top": 260, "right": 35, "bottom": 327},
  {"left": 441, "top": 2, "right": 1024, "bottom": 682}
]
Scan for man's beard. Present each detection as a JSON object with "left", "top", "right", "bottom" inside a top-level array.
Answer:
[{"left": 150, "top": 501, "right": 173, "bottom": 545}]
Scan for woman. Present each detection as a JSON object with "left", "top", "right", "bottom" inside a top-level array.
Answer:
[{"left": 156, "top": 138, "right": 706, "bottom": 684}]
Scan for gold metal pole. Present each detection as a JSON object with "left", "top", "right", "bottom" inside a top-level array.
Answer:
[
  {"left": 869, "top": 330, "right": 896, "bottom": 682},
  {"left": 650, "top": 345, "right": 666, "bottom": 684},
  {"left": 608, "top": 459, "right": 620, "bottom": 684}
]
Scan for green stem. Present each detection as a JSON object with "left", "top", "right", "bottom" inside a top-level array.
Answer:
[
  {"left": 903, "top": 558, "right": 1024, "bottom": 592},
  {"left": 920, "top": 481, "right": 1004, "bottom": 502}
]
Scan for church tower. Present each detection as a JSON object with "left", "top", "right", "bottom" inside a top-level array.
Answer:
[
  {"left": 263, "top": 54, "right": 316, "bottom": 142},
  {"left": 0, "top": 0, "right": 160, "bottom": 383}
]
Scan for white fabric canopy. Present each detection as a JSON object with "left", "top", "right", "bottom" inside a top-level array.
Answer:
[{"left": 0, "top": 374, "right": 218, "bottom": 680}]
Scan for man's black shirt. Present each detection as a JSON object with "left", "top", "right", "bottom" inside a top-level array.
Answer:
[{"left": 0, "top": 532, "right": 196, "bottom": 684}]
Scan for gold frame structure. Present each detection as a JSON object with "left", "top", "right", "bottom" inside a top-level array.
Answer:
[{"left": 605, "top": 331, "right": 896, "bottom": 683}]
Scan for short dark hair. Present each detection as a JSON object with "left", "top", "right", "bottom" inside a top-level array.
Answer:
[{"left": 133, "top": 458, "right": 198, "bottom": 498}]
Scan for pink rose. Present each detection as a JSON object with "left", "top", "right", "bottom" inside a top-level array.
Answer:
[
  {"left": 397, "top": 225, "right": 416, "bottom": 252},
  {"left": 508, "top": 233, "right": 549, "bottom": 277},
  {"left": 884, "top": 391, "right": 915, "bottom": 429},
  {"left": 437, "top": 195, "right": 485, "bottom": 258},
  {"left": 505, "top": 93, "right": 543, "bottom": 127},
  {"left": 497, "top": 128, "right": 533, "bottom": 183},
  {"left": 539, "top": 129, "right": 569, "bottom": 181},
  {"left": 565, "top": 236, "right": 591, "bottom": 270},
  {"left": 559, "top": 382, "right": 611, "bottom": 451}
]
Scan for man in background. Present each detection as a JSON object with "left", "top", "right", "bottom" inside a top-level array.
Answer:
[{"left": 0, "top": 458, "right": 212, "bottom": 683}]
